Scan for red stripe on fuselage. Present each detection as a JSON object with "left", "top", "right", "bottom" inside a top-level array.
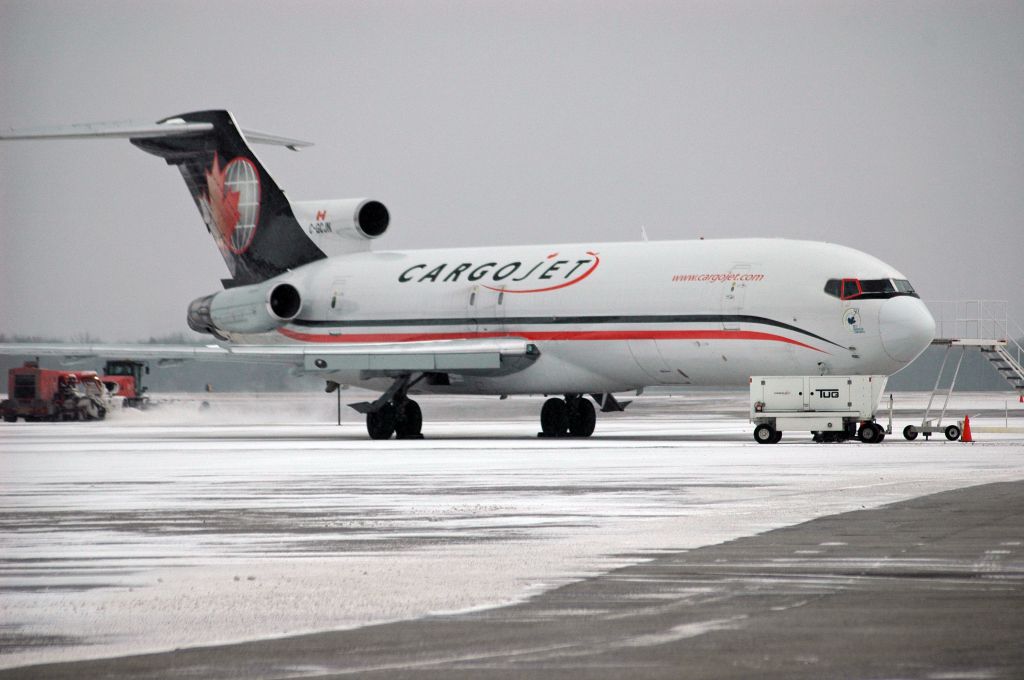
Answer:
[
  {"left": 481, "top": 251, "right": 601, "bottom": 294},
  {"left": 277, "top": 327, "right": 828, "bottom": 353}
]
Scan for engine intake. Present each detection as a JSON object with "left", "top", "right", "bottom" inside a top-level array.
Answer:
[
  {"left": 188, "top": 279, "right": 303, "bottom": 337},
  {"left": 290, "top": 198, "right": 391, "bottom": 254},
  {"left": 356, "top": 200, "right": 389, "bottom": 238},
  {"left": 269, "top": 283, "right": 302, "bottom": 319}
]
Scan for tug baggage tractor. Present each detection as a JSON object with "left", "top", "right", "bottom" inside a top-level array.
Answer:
[{"left": 750, "top": 375, "right": 888, "bottom": 444}]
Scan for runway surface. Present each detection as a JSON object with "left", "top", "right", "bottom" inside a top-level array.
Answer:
[
  {"left": 1, "top": 391, "right": 1022, "bottom": 676},
  {"left": 7, "top": 481, "right": 1022, "bottom": 679}
]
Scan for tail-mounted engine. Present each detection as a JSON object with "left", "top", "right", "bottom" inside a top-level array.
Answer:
[
  {"left": 290, "top": 198, "right": 390, "bottom": 255},
  {"left": 188, "top": 277, "right": 302, "bottom": 338}
]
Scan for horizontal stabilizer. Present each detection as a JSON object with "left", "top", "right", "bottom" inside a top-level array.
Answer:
[
  {"left": 0, "top": 118, "right": 312, "bottom": 150},
  {"left": 238, "top": 128, "right": 314, "bottom": 150},
  {"left": 2, "top": 109, "right": 323, "bottom": 285}
]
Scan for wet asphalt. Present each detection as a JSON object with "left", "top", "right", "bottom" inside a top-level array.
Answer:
[{"left": 4, "top": 479, "right": 1022, "bottom": 680}]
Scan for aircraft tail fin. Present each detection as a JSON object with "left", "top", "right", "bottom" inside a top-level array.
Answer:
[
  {"left": 129, "top": 111, "right": 325, "bottom": 285},
  {"left": 2, "top": 110, "right": 324, "bottom": 285}
]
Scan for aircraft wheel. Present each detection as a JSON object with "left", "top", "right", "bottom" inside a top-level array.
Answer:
[
  {"left": 944, "top": 424, "right": 962, "bottom": 441},
  {"left": 395, "top": 399, "right": 423, "bottom": 439},
  {"left": 540, "top": 398, "right": 569, "bottom": 437},
  {"left": 367, "top": 404, "right": 397, "bottom": 440},
  {"left": 754, "top": 423, "right": 776, "bottom": 444},
  {"left": 858, "top": 422, "right": 882, "bottom": 444},
  {"left": 903, "top": 425, "right": 918, "bottom": 441},
  {"left": 567, "top": 397, "right": 596, "bottom": 437}
]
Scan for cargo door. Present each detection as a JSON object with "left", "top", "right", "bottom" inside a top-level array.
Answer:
[{"left": 721, "top": 264, "right": 751, "bottom": 330}]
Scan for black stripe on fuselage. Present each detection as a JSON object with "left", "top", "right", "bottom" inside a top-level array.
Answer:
[{"left": 291, "top": 314, "right": 847, "bottom": 350}]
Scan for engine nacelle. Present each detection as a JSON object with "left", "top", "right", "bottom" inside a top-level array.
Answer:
[
  {"left": 188, "top": 278, "right": 302, "bottom": 337},
  {"left": 290, "top": 198, "right": 390, "bottom": 254}
]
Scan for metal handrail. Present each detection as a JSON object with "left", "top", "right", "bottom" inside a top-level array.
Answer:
[
  {"left": 927, "top": 299, "right": 1014, "bottom": 342},
  {"left": 1008, "top": 316, "right": 1024, "bottom": 366},
  {"left": 922, "top": 299, "right": 1023, "bottom": 398}
]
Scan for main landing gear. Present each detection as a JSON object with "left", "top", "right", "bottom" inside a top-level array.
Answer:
[
  {"left": 366, "top": 397, "right": 423, "bottom": 440},
  {"left": 349, "top": 374, "right": 425, "bottom": 440},
  {"left": 350, "top": 377, "right": 607, "bottom": 440},
  {"left": 539, "top": 395, "right": 596, "bottom": 438}
]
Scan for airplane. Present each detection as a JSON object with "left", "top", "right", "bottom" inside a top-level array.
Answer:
[{"left": 0, "top": 110, "right": 936, "bottom": 439}]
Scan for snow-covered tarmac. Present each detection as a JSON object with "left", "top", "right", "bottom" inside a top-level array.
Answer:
[{"left": 1, "top": 391, "right": 1022, "bottom": 669}]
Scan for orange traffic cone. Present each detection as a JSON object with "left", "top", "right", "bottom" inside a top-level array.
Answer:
[{"left": 961, "top": 414, "right": 973, "bottom": 443}]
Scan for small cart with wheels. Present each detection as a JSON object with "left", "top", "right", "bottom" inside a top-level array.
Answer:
[
  {"left": 902, "top": 421, "right": 962, "bottom": 441},
  {"left": 750, "top": 375, "right": 889, "bottom": 444}
]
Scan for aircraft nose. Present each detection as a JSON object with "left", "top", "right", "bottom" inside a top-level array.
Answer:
[{"left": 878, "top": 296, "right": 936, "bottom": 364}]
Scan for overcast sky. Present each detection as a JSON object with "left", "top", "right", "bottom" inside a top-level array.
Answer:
[{"left": 1, "top": 0, "right": 1022, "bottom": 341}]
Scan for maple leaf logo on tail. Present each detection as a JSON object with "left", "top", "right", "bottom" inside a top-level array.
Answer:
[
  {"left": 206, "top": 154, "right": 241, "bottom": 243},
  {"left": 201, "top": 153, "right": 262, "bottom": 255}
]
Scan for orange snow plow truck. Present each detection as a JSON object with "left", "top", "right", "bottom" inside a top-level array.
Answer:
[{"left": 1, "top": 362, "right": 112, "bottom": 422}]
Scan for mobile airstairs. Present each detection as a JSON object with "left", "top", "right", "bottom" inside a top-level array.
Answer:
[{"left": 903, "top": 300, "right": 1024, "bottom": 440}]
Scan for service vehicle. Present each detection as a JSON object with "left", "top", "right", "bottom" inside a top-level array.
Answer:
[
  {"left": 101, "top": 359, "right": 150, "bottom": 408},
  {"left": 750, "top": 375, "right": 888, "bottom": 444},
  {"left": 2, "top": 362, "right": 111, "bottom": 422}
]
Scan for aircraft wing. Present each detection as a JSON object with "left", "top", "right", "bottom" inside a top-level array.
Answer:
[{"left": 0, "top": 338, "right": 539, "bottom": 375}]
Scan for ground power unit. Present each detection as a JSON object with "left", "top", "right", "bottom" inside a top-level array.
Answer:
[{"left": 750, "top": 375, "right": 888, "bottom": 444}]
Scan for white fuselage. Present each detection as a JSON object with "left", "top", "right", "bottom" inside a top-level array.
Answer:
[{"left": 225, "top": 238, "right": 936, "bottom": 395}]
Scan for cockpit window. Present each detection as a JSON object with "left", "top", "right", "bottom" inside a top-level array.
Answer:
[
  {"left": 859, "top": 279, "right": 896, "bottom": 295},
  {"left": 893, "top": 279, "right": 916, "bottom": 295},
  {"left": 824, "top": 278, "right": 919, "bottom": 300},
  {"left": 841, "top": 279, "right": 862, "bottom": 299}
]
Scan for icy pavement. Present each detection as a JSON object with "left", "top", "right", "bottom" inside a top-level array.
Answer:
[{"left": 1, "top": 392, "right": 1022, "bottom": 668}]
